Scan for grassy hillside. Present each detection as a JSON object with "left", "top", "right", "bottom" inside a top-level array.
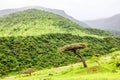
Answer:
[
  {"left": 0, "top": 9, "right": 117, "bottom": 77},
  {"left": 1, "top": 51, "right": 120, "bottom": 80},
  {"left": 0, "top": 9, "right": 111, "bottom": 37}
]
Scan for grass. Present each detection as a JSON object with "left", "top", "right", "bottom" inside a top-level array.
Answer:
[
  {"left": 0, "top": 9, "right": 111, "bottom": 37},
  {"left": 1, "top": 51, "right": 120, "bottom": 80}
]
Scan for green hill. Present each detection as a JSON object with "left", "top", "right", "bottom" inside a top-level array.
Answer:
[
  {"left": 0, "top": 9, "right": 111, "bottom": 37},
  {"left": 0, "top": 34, "right": 120, "bottom": 76},
  {"left": 0, "top": 9, "right": 119, "bottom": 77}
]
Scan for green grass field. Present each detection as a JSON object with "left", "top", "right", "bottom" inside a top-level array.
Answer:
[{"left": 1, "top": 51, "right": 120, "bottom": 80}]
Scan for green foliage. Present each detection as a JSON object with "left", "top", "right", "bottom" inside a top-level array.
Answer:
[
  {"left": 84, "top": 28, "right": 113, "bottom": 36},
  {"left": 1, "top": 51, "right": 120, "bottom": 80},
  {"left": 0, "top": 9, "right": 111, "bottom": 37},
  {"left": 0, "top": 33, "right": 120, "bottom": 76}
]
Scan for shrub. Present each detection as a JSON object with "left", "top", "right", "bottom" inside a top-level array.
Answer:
[{"left": 22, "top": 68, "right": 36, "bottom": 75}]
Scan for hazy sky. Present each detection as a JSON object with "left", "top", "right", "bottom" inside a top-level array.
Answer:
[{"left": 0, "top": 0, "right": 120, "bottom": 20}]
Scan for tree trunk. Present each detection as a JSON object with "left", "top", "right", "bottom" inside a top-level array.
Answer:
[{"left": 73, "top": 50, "right": 87, "bottom": 68}]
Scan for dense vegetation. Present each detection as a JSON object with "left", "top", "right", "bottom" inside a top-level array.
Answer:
[
  {"left": 0, "top": 9, "right": 118, "bottom": 77},
  {"left": 0, "top": 9, "right": 111, "bottom": 37},
  {"left": 0, "top": 33, "right": 120, "bottom": 76}
]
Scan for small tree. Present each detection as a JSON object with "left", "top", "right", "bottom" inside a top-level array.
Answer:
[{"left": 59, "top": 43, "right": 87, "bottom": 68}]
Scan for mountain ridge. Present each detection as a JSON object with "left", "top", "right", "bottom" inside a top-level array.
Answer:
[
  {"left": 85, "top": 13, "right": 120, "bottom": 35},
  {"left": 0, "top": 6, "right": 89, "bottom": 27}
]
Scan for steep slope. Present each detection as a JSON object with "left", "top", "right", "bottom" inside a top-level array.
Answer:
[
  {"left": 0, "top": 6, "right": 89, "bottom": 27},
  {"left": 85, "top": 14, "right": 120, "bottom": 35},
  {"left": 0, "top": 9, "right": 111, "bottom": 37}
]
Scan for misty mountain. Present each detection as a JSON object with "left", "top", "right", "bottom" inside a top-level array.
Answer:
[
  {"left": 0, "top": 6, "right": 89, "bottom": 27},
  {"left": 85, "top": 14, "right": 120, "bottom": 35}
]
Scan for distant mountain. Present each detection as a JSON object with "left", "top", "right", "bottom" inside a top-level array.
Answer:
[
  {"left": 0, "top": 6, "right": 89, "bottom": 27},
  {"left": 85, "top": 14, "right": 120, "bottom": 35}
]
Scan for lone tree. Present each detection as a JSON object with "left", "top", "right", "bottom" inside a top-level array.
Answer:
[{"left": 59, "top": 43, "right": 87, "bottom": 68}]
